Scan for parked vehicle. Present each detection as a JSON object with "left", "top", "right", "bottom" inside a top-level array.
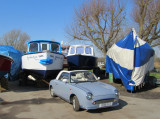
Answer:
[
  {"left": 67, "top": 45, "right": 97, "bottom": 70},
  {"left": 21, "top": 40, "right": 64, "bottom": 83},
  {"left": 0, "top": 53, "right": 13, "bottom": 78},
  {"left": 49, "top": 70, "right": 119, "bottom": 111}
]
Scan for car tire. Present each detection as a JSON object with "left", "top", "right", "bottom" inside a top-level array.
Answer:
[
  {"left": 72, "top": 96, "right": 80, "bottom": 111},
  {"left": 50, "top": 86, "right": 56, "bottom": 97}
]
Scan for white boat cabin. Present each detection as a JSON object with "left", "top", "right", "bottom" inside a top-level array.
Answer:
[
  {"left": 67, "top": 45, "right": 94, "bottom": 56},
  {"left": 27, "top": 40, "right": 61, "bottom": 54}
]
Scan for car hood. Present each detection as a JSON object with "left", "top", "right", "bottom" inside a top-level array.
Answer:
[{"left": 73, "top": 81, "right": 116, "bottom": 96}]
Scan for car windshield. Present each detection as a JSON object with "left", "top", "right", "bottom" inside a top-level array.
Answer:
[{"left": 70, "top": 71, "right": 98, "bottom": 83}]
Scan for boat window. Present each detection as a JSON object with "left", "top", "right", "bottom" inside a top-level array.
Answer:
[
  {"left": 76, "top": 47, "right": 84, "bottom": 54},
  {"left": 85, "top": 47, "right": 92, "bottom": 54},
  {"left": 70, "top": 47, "right": 75, "bottom": 54},
  {"left": 41, "top": 44, "right": 48, "bottom": 51},
  {"left": 51, "top": 43, "right": 60, "bottom": 52},
  {"left": 29, "top": 43, "right": 38, "bottom": 52}
]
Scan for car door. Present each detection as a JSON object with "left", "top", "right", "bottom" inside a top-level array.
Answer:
[{"left": 56, "top": 72, "right": 71, "bottom": 101}]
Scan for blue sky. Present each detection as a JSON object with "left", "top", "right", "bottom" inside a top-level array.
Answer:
[
  {"left": 0, "top": 0, "right": 133, "bottom": 40},
  {"left": 0, "top": 0, "right": 85, "bottom": 42},
  {"left": 0, "top": 0, "right": 159, "bottom": 57}
]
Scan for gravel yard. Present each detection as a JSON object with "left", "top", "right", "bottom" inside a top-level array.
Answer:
[{"left": 0, "top": 80, "right": 160, "bottom": 119}]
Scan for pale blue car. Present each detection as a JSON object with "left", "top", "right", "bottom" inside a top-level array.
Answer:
[{"left": 49, "top": 70, "right": 119, "bottom": 111}]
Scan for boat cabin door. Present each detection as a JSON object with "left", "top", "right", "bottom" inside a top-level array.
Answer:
[{"left": 41, "top": 42, "right": 49, "bottom": 52}]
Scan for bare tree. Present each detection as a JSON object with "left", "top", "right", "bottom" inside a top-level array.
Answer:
[
  {"left": 132, "top": 0, "right": 160, "bottom": 47},
  {"left": 1, "top": 29, "right": 30, "bottom": 51},
  {"left": 67, "top": 0, "right": 125, "bottom": 57}
]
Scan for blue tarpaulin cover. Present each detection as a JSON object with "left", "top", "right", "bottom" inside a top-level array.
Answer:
[
  {"left": 106, "top": 28, "right": 155, "bottom": 91},
  {"left": 0, "top": 45, "right": 22, "bottom": 80}
]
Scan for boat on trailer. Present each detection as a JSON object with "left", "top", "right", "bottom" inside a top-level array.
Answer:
[
  {"left": 67, "top": 45, "right": 97, "bottom": 70},
  {"left": 21, "top": 40, "right": 64, "bottom": 81}
]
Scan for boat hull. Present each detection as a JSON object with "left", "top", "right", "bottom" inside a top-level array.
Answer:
[
  {"left": 23, "top": 69, "right": 62, "bottom": 79},
  {"left": 67, "top": 55, "right": 97, "bottom": 70},
  {"left": 22, "top": 52, "right": 64, "bottom": 79},
  {"left": 0, "top": 54, "right": 13, "bottom": 77}
]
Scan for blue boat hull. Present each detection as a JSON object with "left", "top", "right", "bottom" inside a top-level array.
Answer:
[{"left": 67, "top": 55, "right": 97, "bottom": 70}]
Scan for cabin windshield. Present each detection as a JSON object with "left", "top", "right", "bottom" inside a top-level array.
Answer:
[
  {"left": 70, "top": 47, "right": 75, "bottom": 54},
  {"left": 28, "top": 41, "right": 61, "bottom": 53},
  {"left": 29, "top": 42, "right": 38, "bottom": 52},
  {"left": 85, "top": 47, "right": 92, "bottom": 54},
  {"left": 51, "top": 43, "right": 60, "bottom": 52},
  {"left": 76, "top": 47, "right": 84, "bottom": 54}
]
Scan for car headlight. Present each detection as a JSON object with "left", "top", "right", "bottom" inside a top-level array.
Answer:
[
  {"left": 114, "top": 89, "right": 120, "bottom": 97},
  {"left": 86, "top": 92, "right": 93, "bottom": 100}
]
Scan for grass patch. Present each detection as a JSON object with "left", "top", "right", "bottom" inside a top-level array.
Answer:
[{"left": 150, "top": 72, "right": 160, "bottom": 79}]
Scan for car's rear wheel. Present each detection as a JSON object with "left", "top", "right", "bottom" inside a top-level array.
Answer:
[
  {"left": 72, "top": 96, "right": 80, "bottom": 111},
  {"left": 50, "top": 86, "right": 56, "bottom": 97}
]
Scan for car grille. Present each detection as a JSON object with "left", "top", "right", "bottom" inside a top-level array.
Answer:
[{"left": 94, "top": 99, "right": 115, "bottom": 104}]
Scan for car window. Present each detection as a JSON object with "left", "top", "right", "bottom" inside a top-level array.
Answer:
[
  {"left": 59, "top": 72, "right": 69, "bottom": 82},
  {"left": 70, "top": 71, "right": 97, "bottom": 83}
]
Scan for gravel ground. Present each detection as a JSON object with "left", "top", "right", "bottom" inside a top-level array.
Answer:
[{"left": 0, "top": 80, "right": 160, "bottom": 119}]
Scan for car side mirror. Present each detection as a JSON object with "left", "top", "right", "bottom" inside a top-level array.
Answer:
[
  {"left": 62, "top": 79, "right": 68, "bottom": 83},
  {"left": 97, "top": 77, "right": 100, "bottom": 80}
]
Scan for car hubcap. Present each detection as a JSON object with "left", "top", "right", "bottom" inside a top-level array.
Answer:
[
  {"left": 73, "top": 98, "right": 76, "bottom": 109},
  {"left": 50, "top": 87, "right": 54, "bottom": 96}
]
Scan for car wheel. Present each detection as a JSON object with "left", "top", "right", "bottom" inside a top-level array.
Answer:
[
  {"left": 50, "top": 86, "right": 56, "bottom": 97},
  {"left": 72, "top": 96, "right": 80, "bottom": 111}
]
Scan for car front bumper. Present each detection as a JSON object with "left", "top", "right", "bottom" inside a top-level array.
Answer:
[{"left": 80, "top": 97, "right": 119, "bottom": 110}]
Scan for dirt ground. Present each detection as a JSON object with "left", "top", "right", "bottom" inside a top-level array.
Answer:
[
  {"left": 0, "top": 79, "right": 160, "bottom": 119},
  {"left": 101, "top": 79, "right": 160, "bottom": 99}
]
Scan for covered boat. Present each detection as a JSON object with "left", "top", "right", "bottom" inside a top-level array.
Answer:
[
  {"left": 21, "top": 40, "right": 64, "bottom": 80},
  {"left": 67, "top": 45, "right": 97, "bottom": 70},
  {"left": 0, "top": 45, "right": 21, "bottom": 80},
  {"left": 106, "top": 28, "right": 155, "bottom": 91},
  {"left": 0, "top": 53, "right": 13, "bottom": 78}
]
